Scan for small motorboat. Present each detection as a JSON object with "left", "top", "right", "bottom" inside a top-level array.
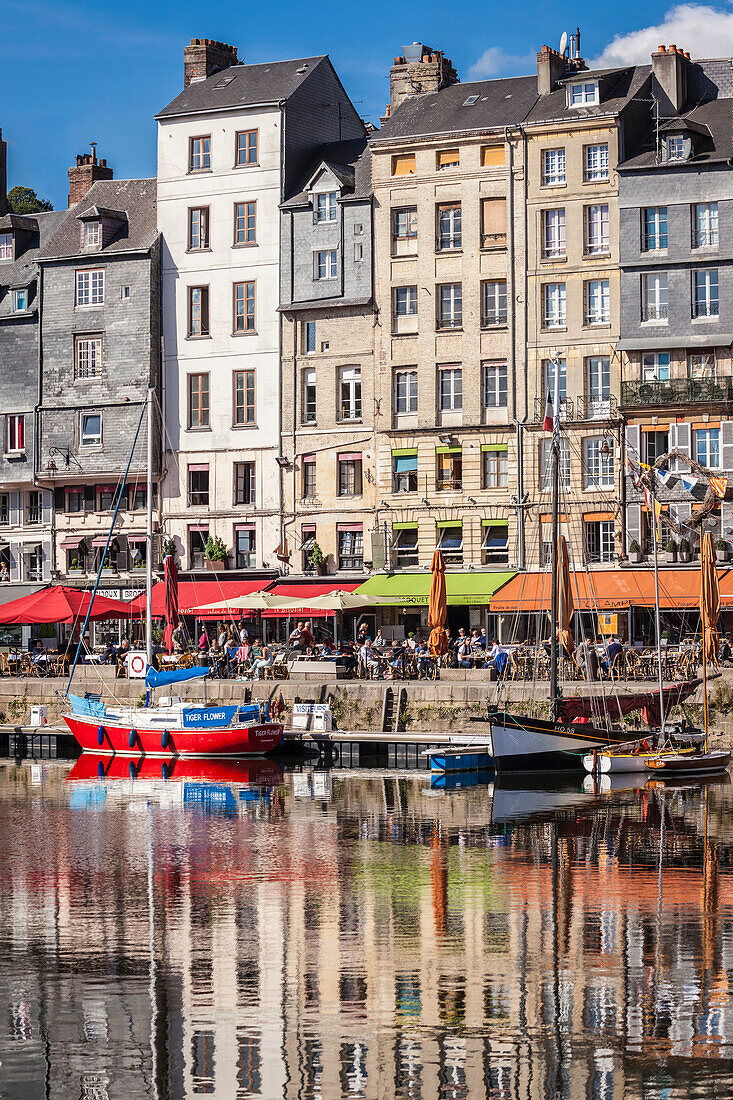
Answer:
[{"left": 644, "top": 750, "right": 731, "bottom": 775}]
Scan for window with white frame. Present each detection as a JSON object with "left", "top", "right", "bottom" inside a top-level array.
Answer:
[
  {"left": 75, "top": 335, "right": 102, "bottom": 379},
  {"left": 585, "top": 520, "right": 615, "bottom": 564},
  {"left": 584, "top": 204, "right": 609, "bottom": 255},
  {"left": 483, "top": 361, "right": 508, "bottom": 409},
  {"left": 643, "top": 207, "right": 668, "bottom": 251},
  {"left": 540, "top": 437, "right": 570, "bottom": 490},
  {"left": 392, "top": 207, "right": 418, "bottom": 254},
  {"left": 641, "top": 273, "right": 668, "bottom": 321},
  {"left": 542, "top": 208, "right": 566, "bottom": 258},
  {"left": 437, "top": 524, "right": 462, "bottom": 564},
  {"left": 693, "top": 202, "right": 718, "bottom": 248},
  {"left": 584, "top": 144, "right": 609, "bottom": 182},
  {"left": 13, "top": 289, "right": 27, "bottom": 312},
  {"left": 693, "top": 269, "right": 719, "bottom": 317},
  {"left": 438, "top": 366, "right": 462, "bottom": 411},
  {"left": 568, "top": 81, "right": 599, "bottom": 106},
  {"left": 586, "top": 356, "right": 611, "bottom": 416},
  {"left": 76, "top": 269, "right": 104, "bottom": 306},
  {"left": 302, "top": 368, "right": 316, "bottom": 423},
  {"left": 481, "top": 280, "right": 507, "bottom": 326},
  {"left": 585, "top": 279, "right": 610, "bottom": 325},
  {"left": 5, "top": 414, "right": 25, "bottom": 454},
  {"left": 695, "top": 427, "right": 721, "bottom": 468},
  {"left": 642, "top": 352, "right": 670, "bottom": 381},
  {"left": 339, "top": 367, "right": 362, "bottom": 420},
  {"left": 482, "top": 522, "right": 509, "bottom": 564},
  {"left": 642, "top": 429, "right": 668, "bottom": 465},
  {"left": 0, "top": 233, "right": 12, "bottom": 260},
  {"left": 394, "top": 369, "right": 418, "bottom": 414},
  {"left": 543, "top": 357, "right": 567, "bottom": 406},
  {"left": 437, "top": 203, "right": 461, "bottom": 250},
  {"left": 689, "top": 352, "right": 716, "bottom": 380},
  {"left": 80, "top": 412, "right": 102, "bottom": 447},
  {"left": 83, "top": 221, "right": 101, "bottom": 248},
  {"left": 188, "top": 206, "right": 209, "bottom": 250},
  {"left": 314, "top": 192, "right": 338, "bottom": 223},
  {"left": 542, "top": 148, "right": 566, "bottom": 186},
  {"left": 583, "top": 437, "right": 614, "bottom": 489},
  {"left": 542, "top": 282, "right": 566, "bottom": 328},
  {"left": 482, "top": 448, "right": 508, "bottom": 488},
  {"left": 392, "top": 451, "right": 418, "bottom": 493},
  {"left": 235, "top": 528, "right": 256, "bottom": 569},
  {"left": 338, "top": 527, "right": 363, "bottom": 570},
  {"left": 437, "top": 283, "right": 462, "bottom": 328},
  {"left": 392, "top": 526, "right": 418, "bottom": 567},
  {"left": 667, "top": 135, "right": 685, "bottom": 160},
  {"left": 314, "top": 250, "right": 337, "bottom": 280},
  {"left": 393, "top": 285, "right": 418, "bottom": 332}
]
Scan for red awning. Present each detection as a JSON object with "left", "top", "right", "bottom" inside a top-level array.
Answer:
[
  {"left": 0, "top": 585, "right": 130, "bottom": 625},
  {"left": 126, "top": 579, "right": 271, "bottom": 619},
  {"left": 261, "top": 580, "right": 361, "bottom": 618},
  {"left": 60, "top": 536, "right": 85, "bottom": 550},
  {"left": 489, "top": 568, "right": 728, "bottom": 613}
]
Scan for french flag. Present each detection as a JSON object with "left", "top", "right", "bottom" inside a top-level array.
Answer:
[{"left": 543, "top": 391, "right": 554, "bottom": 432}]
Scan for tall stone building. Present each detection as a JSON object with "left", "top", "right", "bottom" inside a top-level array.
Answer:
[
  {"left": 618, "top": 48, "right": 733, "bottom": 558},
  {"left": 35, "top": 170, "right": 161, "bottom": 636},
  {"left": 279, "top": 137, "right": 376, "bottom": 579},
  {"left": 156, "top": 40, "right": 365, "bottom": 576}
]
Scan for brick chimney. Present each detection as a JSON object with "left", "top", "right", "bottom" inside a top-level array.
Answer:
[
  {"left": 536, "top": 43, "right": 587, "bottom": 95},
  {"left": 382, "top": 43, "right": 457, "bottom": 122},
  {"left": 68, "top": 150, "right": 113, "bottom": 207},
  {"left": 652, "top": 44, "right": 689, "bottom": 116},
  {"left": 184, "top": 38, "right": 238, "bottom": 88},
  {"left": 0, "top": 129, "right": 7, "bottom": 217}
]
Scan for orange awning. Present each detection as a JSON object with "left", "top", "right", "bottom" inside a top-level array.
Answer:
[{"left": 490, "top": 568, "right": 731, "bottom": 613}]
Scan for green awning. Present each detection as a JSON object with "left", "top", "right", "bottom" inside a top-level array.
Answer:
[
  {"left": 436, "top": 445, "right": 462, "bottom": 454},
  {"left": 482, "top": 518, "right": 509, "bottom": 527},
  {"left": 356, "top": 571, "right": 517, "bottom": 607},
  {"left": 481, "top": 443, "right": 508, "bottom": 452},
  {"left": 392, "top": 521, "right": 418, "bottom": 530},
  {"left": 436, "top": 519, "right": 462, "bottom": 529},
  {"left": 391, "top": 447, "right": 418, "bottom": 457}
]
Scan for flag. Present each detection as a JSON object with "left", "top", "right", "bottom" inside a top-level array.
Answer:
[
  {"left": 543, "top": 392, "right": 553, "bottom": 432},
  {"left": 656, "top": 468, "right": 672, "bottom": 486},
  {"left": 710, "top": 476, "right": 728, "bottom": 499},
  {"left": 653, "top": 497, "right": 663, "bottom": 542},
  {"left": 680, "top": 475, "right": 698, "bottom": 493}
]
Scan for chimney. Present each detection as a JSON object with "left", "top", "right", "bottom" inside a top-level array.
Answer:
[
  {"left": 382, "top": 43, "right": 458, "bottom": 121},
  {"left": 536, "top": 43, "right": 586, "bottom": 95},
  {"left": 184, "top": 38, "right": 238, "bottom": 88},
  {"left": 0, "top": 129, "right": 6, "bottom": 217},
  {"left": 67, "top": 149, "right": 113, "bottom": 207},
  {"left": 652, "top": 44, "right": 688, "bottom": 115}
]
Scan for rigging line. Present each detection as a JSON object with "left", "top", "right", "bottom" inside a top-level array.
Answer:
[{"left": 66, "top": 401, "right": 147, "bottom": 694}]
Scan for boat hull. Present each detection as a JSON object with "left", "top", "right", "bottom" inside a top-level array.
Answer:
[
  {"left": 64, "top": 714, "right": 284, "bottom": 758},
  {"left": 644, "top": 750, "right": 731, "bottom": 775},
  {"left": 490, "top": 713, "right": 632, "bottom": 774}
]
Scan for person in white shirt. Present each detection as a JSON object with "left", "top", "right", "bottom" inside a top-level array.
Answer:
[{"left": 359, "top": 637, "right": 380, "bottom": 677}]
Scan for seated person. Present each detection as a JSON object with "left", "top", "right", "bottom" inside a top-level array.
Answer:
[
  {"left": 359, "top": 637, "right": 380, "bottom": 676},
  {"left": 251, "top": 638, "right": 274, "bottom": 680},
  {"left": 605, "top": 636, "right": 625, "bottom": 673},
  {"left": 457, "top": 636, "right": 472, "bottom": 669},
  {"left": 373, "top": 629, "right": 386, "bottom": 649},
  {"left": 484, "top": 639, "right": 509, "bottom": 676},
  {"left": 415, "top": 640, "right": 433, "bottom": 679}
]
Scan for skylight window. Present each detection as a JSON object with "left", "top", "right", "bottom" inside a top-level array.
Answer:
[
  {"left": 214, "top": 75, "right": 236, "bottom": 88},
  {"left": 463, "top": 95, "right": 479, "bottom": 106}
]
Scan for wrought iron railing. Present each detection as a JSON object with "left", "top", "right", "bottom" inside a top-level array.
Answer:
[
  {"left": 532, "top": 395, "right": 619, "bottom": 422},
  {"left": 621, "top": 378, "right": 733, "bottom": 406}
]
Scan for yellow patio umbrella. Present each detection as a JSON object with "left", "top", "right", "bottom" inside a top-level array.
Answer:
[
  {"left": 557, "top": 535, "right": 575, "bottom": 656},
  {"left": 700, "top": 531, "right": 720, "bottom": 667},
  {"left": 427, "top": 548, "right": 449, "bottom": 657}
]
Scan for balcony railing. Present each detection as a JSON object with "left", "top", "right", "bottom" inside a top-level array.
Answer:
[
  {"left": 621, "top": 377, "right": 733, "bottom": 407},
  {"left": 532, "top": 396, "right": 619, "bottom": 422},
  {"left": 641, "top": 303, "right": 668, "bottom": 322}
]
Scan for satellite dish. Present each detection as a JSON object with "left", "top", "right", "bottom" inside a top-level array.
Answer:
[{"left": 559, "top": 31, "right": 568, "bottom": 57}]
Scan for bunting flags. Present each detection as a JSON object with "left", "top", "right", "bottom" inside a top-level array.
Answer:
[
  {"left": 653, "top": 497, "right": 664, "bottom": 542},
  {"left": 680, "top": 475, "right": 698, "bottom": 493},
  {"left": 710, "top": 476, "right": 728, "bottom": 499},
  {"left": 543, "top": 392, "right": 553, "bottom": 432},
  {"left": 656, "top": 468, "right": 672, "bottom": 487}
]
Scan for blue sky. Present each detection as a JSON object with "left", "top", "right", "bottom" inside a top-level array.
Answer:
[{"left": 3, "top": 0, "right": 732, "bottom": 208}]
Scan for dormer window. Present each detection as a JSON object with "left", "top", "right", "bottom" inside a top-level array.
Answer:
[
  {"left": 0, "top": 232, "right": 12, "bottom": 260},
  {"left": 13, "top": 289, "right": 28, "bottom": 312},
  {"left": 84, "top": 221, "right": 101, "bottom": 249},
  {"left": 667, "top": 135, "right": 686, "bottom": 160},
  {"left": 568, "top": 81, "right": 598, "bottom": 107},
  {"left": 314, "top": 192, "right": 338, "bottom": 223}
]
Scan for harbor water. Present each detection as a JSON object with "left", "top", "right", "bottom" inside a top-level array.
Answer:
[{"left": 1, "top": 755, "right": 732, "bottom": 1098}]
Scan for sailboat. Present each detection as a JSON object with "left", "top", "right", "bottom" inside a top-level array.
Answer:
[
  {"left": 488, "top": 370, "right": 705, "bottom": 774},
  {"left": 62, "top": 389, "right": 284, "bottom": 759}
]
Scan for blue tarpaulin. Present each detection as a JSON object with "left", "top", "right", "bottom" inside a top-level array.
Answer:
[
  {"left": 67, "top": 693, "right": 106, "bottom": 719},
  {"left": 145, "top": 665, "right": 210, "bottom": 690}
]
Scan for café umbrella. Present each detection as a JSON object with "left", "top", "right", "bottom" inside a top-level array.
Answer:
[
  {"left": 0, "top": 584, "right": 131, "bottom": 624},
  {"left": 557, "top": 535, "right": 575, "bottom": 656},
  {"left": 162, "top": 555, "right": 179, "bottom": 655},
  {"left": 427, "top": 549, "right": 449, "bottom": 658}
]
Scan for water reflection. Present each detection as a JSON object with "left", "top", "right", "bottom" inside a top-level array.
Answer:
[{"left": 0, "top": 758, "right": 732, "bottom": 1098}]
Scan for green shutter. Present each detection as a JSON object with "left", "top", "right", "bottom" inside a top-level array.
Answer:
[
  {"left": 481, "top": 443, "right": 509, "bottom": 452},
  {"left": 391, "top": 447, "right": 418, "bottom": 457}
]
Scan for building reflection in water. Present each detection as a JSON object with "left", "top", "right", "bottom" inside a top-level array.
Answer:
[{"left": 0, "top": 758, "right": 732, "bottom": 1099}]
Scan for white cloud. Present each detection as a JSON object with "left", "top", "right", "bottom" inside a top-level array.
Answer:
[
  {"left": 591, "top": 3, "right": 733, "bottom": 67},
  {"left": 468, "top": 46, "right": 536, "bottom": 80}
]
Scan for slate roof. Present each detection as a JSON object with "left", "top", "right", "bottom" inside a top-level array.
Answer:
[
  {"left": 0, "top": 209, "right": 65, "bottom": 318},
  {"left": 38, "top": 178, "right": 157, "bottom": 260},
  {"left": 157, "top": 55, "right": 327, "bottom": 118},
  {"left": 525, "top": 65, "right": 652, "bottom": 124},
  {"left": 281, "top": 137, "right": 372, "bottom": 208},
  {"left": 372, "top": 75, "right": 539, "bottom": 142},
  {"left": 619, "top": 97, "right": 733, "bottom": 169}
]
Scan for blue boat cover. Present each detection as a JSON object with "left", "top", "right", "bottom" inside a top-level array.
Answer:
[
  {"left": 67, "top": 693, "right": 107, "bottom": 719},
  {"left": 145, "top": 665, "right": 210, "bottom": 689},
  {"left": 181, "top": 705, "right": 239, "bottom": 729}
]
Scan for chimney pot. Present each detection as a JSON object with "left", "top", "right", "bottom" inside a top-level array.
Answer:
[
  {"left": 183, "top": 37, "right": 238, "bottom": 87},
  {"left": 669, "top": 44, "right": 676, "bottom": 52},
  {"left": 657, "top": 45, "right": 666, "bottom": 53},
  {"left": 68, "top": 148, "right": 113, "bottom": 207}
]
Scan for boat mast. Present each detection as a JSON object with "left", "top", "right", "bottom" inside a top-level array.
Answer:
[
  {"left": 649, "top": 483, "right": 666, "bottom": 735},
  {"left": 146, "top": 386, "right": 154, "bottom": 667},
  {"left": 550, "top": 358, "right": 561, "bottom": 723},
  {"left": 701, "top": 548, "right": 709, "bottom": 753}
]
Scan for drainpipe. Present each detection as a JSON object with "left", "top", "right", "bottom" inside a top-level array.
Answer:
[
  {"left": 32, "top": 264, "right": 56, "bottom": 577},
  {"left": 277, "top": 100, "right": 287, "bottom": 572}
]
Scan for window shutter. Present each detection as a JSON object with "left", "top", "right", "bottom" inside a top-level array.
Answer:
[
  {"left": 625, "top": 425, "right": 640, "bottom": 464},
  {"left": 676, "top": 423, "right": 691, "bottom": 458},
  {"left": 482, "top": 198, "right": 506, "bottom": 235},
  {"left": 482, "top": 145, "right": 504, "bottom": 167},
  {"left": 667, "top": 424, "right": 677, "bottom": 468},
  {"left": 9, "top": 492, "right": 21, "bottom": 527},
  {"left": 41, "top": 540, "right": 52, "bottom": 580},
  {"left": 355, "top": 461, "right": 363, "bottom": 496},
  {"left": 626, "top": 504, "right": 642, "bottom": 552},
  {"left": 721, "top": 501, "right": 733, "bottom": 539},
  {"left": 42, "top": 490, "right": 52, "bottom": 525},
  {"left": 392, "top": 154, "right": 416, "bottom": 176},
  {"left": 54, "top": 487, "right": 65, "bottom": 511},
  {"left": 721, "top": 420, "right": 733, "bottom": 470},
  {"left": 437, "top": 149, "right": 459, "bottom": 167},
  {"left": 671, "top": 502, "right": 691, "bottom": 529},
  {"left": 8, "top": 541, "right": 20, "bottom": 581},
  {"left": 84, "top": 485, "right": 95, "bottom": 512}
]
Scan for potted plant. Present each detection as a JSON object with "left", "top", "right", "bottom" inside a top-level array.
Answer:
[
  {"left": 664, "top": 538, "right": 677, "bottom": 564},
  {"left": 627, "top": 539, "right": 643, "bottom": 564},
  {"left": 204, "top": 535, "right": 229, "bottom": 571},
  {"left": 716, "top": 538, "right": 729, "bottom": 562},
  {"left": 68, "top": 557, "right": 82, "bottom": 573},
  {"left": 162, "top": 537, "right": 177, "bottom": 560},
  {"left": 310, "top": 540, "right": 327, "bottom": 576},
  {"left": 678, "top": 537, "right": 690, "bottom": 563}
]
